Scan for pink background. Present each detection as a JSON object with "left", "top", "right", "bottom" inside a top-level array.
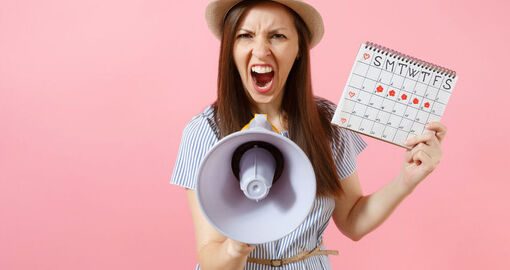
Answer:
[{"left": 1, "top": 0, "right": 509, "bottom": 269}]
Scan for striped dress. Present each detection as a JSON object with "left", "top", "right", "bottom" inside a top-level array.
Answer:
[{"left": 171, "top": 98, "right": 367, "bottom": 269}]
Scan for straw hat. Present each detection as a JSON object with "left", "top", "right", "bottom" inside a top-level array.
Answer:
[{"left": 205, "top": 0, "right": 325, "bottom": 48}]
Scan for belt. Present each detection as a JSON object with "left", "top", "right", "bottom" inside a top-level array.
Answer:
[{"left": 246, "top": 241, "right": 339, "bottom": 267}]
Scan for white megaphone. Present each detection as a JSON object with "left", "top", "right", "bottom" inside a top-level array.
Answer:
[{"left": 196, "top": 114, "right": 316, "bottom": 244}]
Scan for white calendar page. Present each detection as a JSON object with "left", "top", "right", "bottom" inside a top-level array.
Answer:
[{"left": 331, "top": 43, "right": 457, "bottom": 149}]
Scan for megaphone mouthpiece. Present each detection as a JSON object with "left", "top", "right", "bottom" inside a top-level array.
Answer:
[
  {"left": 239, "top": 146, "right": 275, "bottom": 201},
  {"left": 231, "top": 141, "right": 284, "bottom": 186}
]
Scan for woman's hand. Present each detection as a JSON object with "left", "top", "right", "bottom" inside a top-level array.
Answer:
[
  {"left": 398, "top": 121, "right": 447, "bottom": 193},
  {"left": 186, "top": 189, "right": 255, "bottom": 269},
  {"left": 225, "top": 238, "right": 256, "bottom": 258}
]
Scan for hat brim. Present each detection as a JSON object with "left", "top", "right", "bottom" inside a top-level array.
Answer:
[{"left": 205, "top": 0, "right": 324, "bottom": 48}]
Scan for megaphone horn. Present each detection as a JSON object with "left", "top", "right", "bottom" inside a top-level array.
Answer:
[{"left": 196, "top": 114, "right": 316, "bottom": 244}]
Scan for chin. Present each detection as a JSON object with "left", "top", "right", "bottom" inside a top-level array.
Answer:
[{"left": 246, "top": 91, "right": 277, "bottom": 106}]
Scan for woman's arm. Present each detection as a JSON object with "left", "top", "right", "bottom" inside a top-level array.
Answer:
[
  {"left": 185, "top": 189, "right": 255, "bottom": 270},
  {"left": 331, "top": 171, "right": 411, "bottom": 241},
  {"left": 332, "top": 122, "right": 447, "bottom": 241}
]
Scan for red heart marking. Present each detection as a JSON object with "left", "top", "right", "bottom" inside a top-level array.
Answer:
[
  {"left": 363, "top": 53, "right": 370, "bottom": 60},
  {"left": 349, "top": 91, "right": 355, "bottom": 98},
  {"left": 341, "top": 118, "right": 347, "bottom": 124}
]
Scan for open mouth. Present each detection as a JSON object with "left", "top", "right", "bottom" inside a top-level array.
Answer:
[{"left": 251, "top": 65, "right": 274, "bottom": 92}]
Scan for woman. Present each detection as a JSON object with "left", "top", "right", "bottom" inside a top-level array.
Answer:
[{"left": 171, "top": 0, "right": 447, "bottom": 269}]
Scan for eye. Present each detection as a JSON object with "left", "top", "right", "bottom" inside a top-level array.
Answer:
[
  {"left": 237, "top": 33, "right": 252, "bottom": 39},
  {"left": 272, "top": 34, "right": 287, "bottom": 39}
]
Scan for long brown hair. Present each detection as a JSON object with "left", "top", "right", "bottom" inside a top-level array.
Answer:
[{"left": 213, "top": 0, "right": 342, "bottom": 197}]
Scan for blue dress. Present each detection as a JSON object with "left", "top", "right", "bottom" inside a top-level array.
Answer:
[{"left": 171, "top": 98, "right": 367, "bottom": 269}]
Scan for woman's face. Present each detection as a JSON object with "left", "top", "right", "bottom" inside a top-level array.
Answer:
[{"left": 233, "top": 2, "right": 299, "bottom": 111}]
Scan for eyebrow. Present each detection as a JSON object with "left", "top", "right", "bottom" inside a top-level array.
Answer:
[{"left": 239, "top": 28, "right": 288, "bottom": 34}]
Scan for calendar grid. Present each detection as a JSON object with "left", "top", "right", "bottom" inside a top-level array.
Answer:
[{"left": 333, "top": 42, "right": 457, "bottom": 148}]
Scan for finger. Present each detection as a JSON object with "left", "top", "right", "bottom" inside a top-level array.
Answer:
[
  {"left": 413, "top": 150, "right": 436, "bottom": 174},
  {"left": 229, "top": 239, "right": 256, "bottom": 254},
  {"left": 406, "top": 143, "right": 423, "bottom": 163},
  {"left": 410, "top": 142, "right": 441, "bottom": 163},
  {"left": 404, "top": 132, "right": 438, "bottom": 147},
  {"left": 405, "top": 149, "right": 413, "bottom": 163},
  {"left": 410, "top": 142, "right": 430, "bottom": 158},
  {"left": 425, "top": 121, "right": 448, "bottom": 143},
  {"left": 234, "top": 240, "right": 254, "bottom": 248}
]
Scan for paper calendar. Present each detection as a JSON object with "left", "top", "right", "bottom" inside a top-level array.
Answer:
[{"left": 331, "top": 42, "right": 457, "bottom": 149}]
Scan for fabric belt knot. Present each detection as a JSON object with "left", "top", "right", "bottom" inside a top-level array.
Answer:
[
  {"left": 270, "top": 259, "right": 283, "bottom": 267},
  {"left": 247, "top": 241, "right": 339, "bottom": 267}
]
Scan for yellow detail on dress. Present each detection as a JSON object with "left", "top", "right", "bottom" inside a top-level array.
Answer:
[{"left": 241, "top": 114, "right": 280, "bottom": 133}]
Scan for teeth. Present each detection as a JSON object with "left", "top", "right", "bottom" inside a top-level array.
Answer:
[{"left": 251, "top": 65, "right": 273, "bottom": 73}]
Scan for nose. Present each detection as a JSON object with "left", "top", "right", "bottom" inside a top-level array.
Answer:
[{"left": 251, "top": 37, "right": 271, "bottom": 59}]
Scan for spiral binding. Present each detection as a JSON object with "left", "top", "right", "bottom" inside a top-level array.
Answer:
[{"left": 365, "top": 42, "right": 456, "bottom": 78}]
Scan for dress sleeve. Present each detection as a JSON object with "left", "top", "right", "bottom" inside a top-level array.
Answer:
[
  {"left": 331, "top": 126, "right": 367, "bottom": 180},
  {"left": 170, "top": 113, "right": 218, "bottom": 190},
  {"left": 314, "top": 96, "right": 368, "bottom": 180}
]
